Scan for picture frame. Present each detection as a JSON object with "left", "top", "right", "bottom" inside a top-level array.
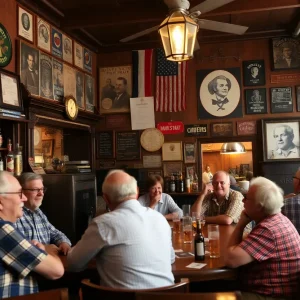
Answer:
[
  {"left": 184, "top": 142, "right": 196, "bottom": 163},
  {"left": 76, "top": 71, "right": 85, "bottom": 109},
  {"left": 245, "top": 88, "right": 267, "bottom": 114},
  {"left": 63, "top": 63, "right": 76, "bottom": 101},
  {"left": 0, "top": 69, "right": 23, "bottom": 112},
  {"left": 163, "top": 162, "right": 182, "bottom": 177},
  {"left": 42, "top": 139, "right": 54, "bottom": 157},
  {"left": 262, "top": 119, "right": 300, "bottom": 162},
  {"left": 83, "top": 47, "right": 92, "bottom": 73},
  {"left": 147, "top": 170, "right": 163, "bottom": 177},
  {"left": 211, "top": 122, "right": 233, "bottom": 137},
  {"left": 85, "top": 74, "right": 95, "bottom": 113},
  {"left": 296, "top": 86, "right": 300, "bottom": 112},
  {"left": 53, "top": 58, "right": 64, "bottom": 102},
  {"left": 62, "top": 34, "right": 73, "bottom": 64},
  {"left": 162, "top": 142, "right": 182, "bottom": 161},
  {"left": 99, "top": 65, "right": 132, "bottom": 114},
  {"left": 74, "top": 42, "right": 83, "bottom": 69},
  {"left": 18, "top": 6, "right": 34, "bottom": 43},
  {"left": 96, "top": 131, "right": 115, "bottom": 159},
  {"left": 186, "top": 165, "right": 197, "bottom": 179},
  {"left": 237, "top": 120, "right": 257, "bottom": 136},
  {"left": 239, "top": 164, "right": 250, "bottom": 176},
  {"left": 37, "top": 17, "right": 51, "bottom": 53},
  {"left": 39, "top": 52, "right": 53, "bottom": 100},
  {"left": 243, "top": 60, "right": 265, "bottom": 86},
  {"left": 51, "top": 27, "right": 63, "bottom": 59},
  {"left": 271, "top": 37, "right": 300, "bottom": 70},
  {"left": 270, "top": 87, "right": 293, "bottom": 113}
]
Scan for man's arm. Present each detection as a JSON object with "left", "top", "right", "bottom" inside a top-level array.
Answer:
[
  {"left": 205, "top": 215, "right": 233, "bottom": 225},
  {"left": 191, "top": 183, "right": 212, "bottom": 215},
  {"left": 164, "top": 194, "right": 183, "bottom": 220}
]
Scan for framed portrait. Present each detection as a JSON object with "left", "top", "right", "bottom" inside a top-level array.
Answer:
[
  {"left": 0, "top": 69, "right": 23, "bottom": 111},
  {"left": 42, "top": 139, "right": 54, "bottom": 157},
  {"left": 296, "top": 86, "right": 300, "bottom": 112},
  {"left": 245, "top": 88, "right": 267, "bottom": 114},
  {"left": 270, "top": 87, "right": 293, "bottom": 113},
  {"left": 184, "top": 143, "right": 196, "bottom": 163},
  {"left": 163, "top": 162, "right": 182, "bottom": 177},
  {"left": 197, "top": 68, "right": 242, "bottom": 119},
  {"left": 162, "top": 142, "right": 182, "bottom": 161},
  {"left": 186, "top": 165, "right": 197, "bottom": 179},
  {"left": 99, "top": 65, "right": 132, "bottom": 114},
  {"left": 19, "top": 41, "right": 39, "bottom": 96},
  {"left": 62, "top": 34, "right": 73, "bottom": 64},
  {"left": 272, "top": 37, "right": 300, "bottom": 70},
  {"left": 53, "top": 59, "right": 64, "bottom": 102},
  {"left": 63, "top": 63, "right": 76, "bottom": 100},
  {"left": 75, "top": 71, "right": 85, "bottom": 109},
  {"left": 18, "top": 6, "right": 34, "bottom": 43},
  {"left": 243, "top": 60, "right": 265, "bottom": 86},
  {"left": 262, "top": 119, "right": 300, "bottom": 162},
  {"left": 39, "top": 52, "right": 53, "bottom": 100},
  {"left": 83, "top": 48, "right": 92, "bottom": 73},
  {"left": 37, "top": 17, "right": 50, "bottom": 53},
  {"left": 51, "top": 27, "right": 63, "bottom": 59},
  {"left": 74, "top": 42, "right": 83, "bottom": 69},
  {"left": 211, "top": 122, "right": 233, "bottom": 137},
  {"left": 85, "top": 74, "right": 95, "bottom": 113}
]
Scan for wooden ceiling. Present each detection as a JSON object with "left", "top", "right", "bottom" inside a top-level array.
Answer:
[{"left": 19, "top": 0, "right": 300, "bottom": 53}]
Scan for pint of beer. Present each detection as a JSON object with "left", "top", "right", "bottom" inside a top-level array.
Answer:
[
  {"left": 173, "top": 220, "right": 181, "bottom": 233},
  {"left": 207, "top": 224, "right": 220, "bottom": 258},
  {"left": 182, "top": 215, "right": 193, "bottom": 244}
]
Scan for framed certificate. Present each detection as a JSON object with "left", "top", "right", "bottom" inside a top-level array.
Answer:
[{"left": 162, "top": 142, "right": 182, "bottom": 161}]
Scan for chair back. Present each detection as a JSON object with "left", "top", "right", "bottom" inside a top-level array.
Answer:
[
  {"left": 7, "top": 288, "right": 69, "bottom": 300},
  {"left": 81, "top": 278, "right": 189, "bottom": 300}
]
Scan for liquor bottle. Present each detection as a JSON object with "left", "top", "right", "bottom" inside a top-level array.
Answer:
[
  {"left": 6, "top": 139, "right": 14, "bottom": 173},
  {"left": 0, "top": 153, "right": 3, "bottom": 171},
  {"left": 169, "top": 175, "right": 176, "bottom": 193},
  {"left": 14, "top": 143, "right": 23, "bottom": 176},
  {"left": 164, "top": 177, "right": 170, "bottom": 193},
  {"left": 177, "top": 172, "right": 184, "bottom": 193},
  {"left": 194, "top": 219, "right": 205, "bottom": 261}
]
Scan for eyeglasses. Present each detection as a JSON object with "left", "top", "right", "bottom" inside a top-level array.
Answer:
[
  {"left": 293, "top": 176, "right": 300, "bottom": 181},
  {"left": 0, "top": 191, "right": 23, "bottom": 199},
  {"left": 22, "top": 187, "right": 47, "bottom": 193},
  {"left": 212, "top": 181, "right": 226, "bottom": 186}
]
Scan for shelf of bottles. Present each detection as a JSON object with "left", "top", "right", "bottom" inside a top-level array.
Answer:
[{"left": 164, "top": 172, "right": 199, "bottom": 194}]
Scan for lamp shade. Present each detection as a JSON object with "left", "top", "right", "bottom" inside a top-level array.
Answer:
[
  {"left": 158, "top": 9, "right": 198, "bottom": 62},
  {"left": 220, "top": 142, "right": 246, "bottom": 154}
]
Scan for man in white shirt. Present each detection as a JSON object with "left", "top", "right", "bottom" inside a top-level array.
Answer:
[{"left": 67, "top": 169, "right": 175, "bottom": 289}]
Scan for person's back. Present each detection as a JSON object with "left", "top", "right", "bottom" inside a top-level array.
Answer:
[{"left": 282, "top": 193, "right": 300, "bottom": 235}]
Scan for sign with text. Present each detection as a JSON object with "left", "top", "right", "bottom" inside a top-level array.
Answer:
[
  {"left": 270, "top": 87, "right": 293, "bottom": 113},
  {"left": 271, "top": 74, "right": 300, "bottom": 84},
  {"left": 184, "top": 124, "right": 208, "bottom": 137},
  {"left": 237, "top": 121, "right": 256, "bottom": 136},
  {"left": 157, "top": 121, "right": 184, "bottom": 135}
]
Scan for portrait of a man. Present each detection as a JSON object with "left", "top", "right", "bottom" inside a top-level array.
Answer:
[
  {"left": 76, "top": 72, "right": 84, "bottom": 109},
  {"left": 18, "top": 7, "right": 33, "bottom": 42},
  {"left": 101, "top": 78, "right": 116, "bottom": 101},
  {"left": 21, "top": 13, "right": 30, "bottom": 31},
  {"left": 113, "top": 77, "right": 130, "bottom": 110},
  {"left": 85, "top": 74, "right": 94, "bottom": 112},
  {"left": 250, "top": 67, "right": 259, "bottom": 79},
  {"left": 251, "top": 90, "right": 261, "bottom": 102},
  {"left": 208, "top": 75, "right": 231, "bottom": 111},
  {"left": 243, "top": 60, "right": 265, "bottom": 86}
]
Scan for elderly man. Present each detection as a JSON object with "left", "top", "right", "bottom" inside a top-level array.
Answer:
[
  {"left": 0, "top": 171, "right": 64, "bottom": 298},
  {"left": 113, "top": 77, "right": 130, "bottom": 110},
  {"left": 67, "top": 169, "right": 175, "bottom": 289},
  {"left": 15, "top": 173, "right": 71, "bottom": 255},
  {"left": 225, "top": 177, "right": 300, "bottom": 299},
  {"left": 191, "top": 171, "right": 244, "bottom": 225}
]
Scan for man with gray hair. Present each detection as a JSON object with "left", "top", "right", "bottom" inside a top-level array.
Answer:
[
  {"left": 67, "top": 169, "right": 175, "bottom": 289},
  {"left": 15, "top": 172, "right": 71, "bottom": 255},
  {"left": 225, "top": 177, "right": 300, "bottom": 299}
]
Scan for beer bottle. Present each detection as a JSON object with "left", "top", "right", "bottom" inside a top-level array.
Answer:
[
  {"left": 194, "top": 219, "right": 205, "bottom": 261},
  {"left": 169, "top": 175, "right": 176, "bottom": 193}
]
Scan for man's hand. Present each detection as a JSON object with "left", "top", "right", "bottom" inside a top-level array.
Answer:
[
  {"left": 239, "top": 210, "right": 252, "bottom": 226},
  {"left": 44, "top": 244, "right": 60, "bottom": 256},
  {"left": 58, "top": 242, "right": 71, "bottom": 255},
  {"left": 202, "top": 183, "right": 214, "bottom": 196},
  {"left": 31, "top": 240, "right": 45, "bottom": 251}
]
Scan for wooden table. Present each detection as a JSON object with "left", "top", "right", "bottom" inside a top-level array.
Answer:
[{"left": 171, "top": 224, "right": 237, "bottom": 282}]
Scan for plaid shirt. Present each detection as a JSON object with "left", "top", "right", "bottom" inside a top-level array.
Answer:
[
  {"left": 201, "top": 189, "right": 244, "bottom": 223},
  {"left": 282, "top": 194, "right": 300, "bottom": 235},
  {"left": 239, "top": 213, "right": 300, "bottom": 298},
  {"left": 15, "top": 207, "right": 71, "bottom": 246},
  {"left": 0, "top": 219, "right": 47, "bottom": 298}
]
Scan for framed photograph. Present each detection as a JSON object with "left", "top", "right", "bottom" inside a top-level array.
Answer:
[
  {"left": 53, "top": 59, "right": 64, "bottom": 102},
  {"left": 18, "top": 6, "right": 34, "bottom": 42},
  {"left": 184, "top": 143, "right": 196, "bottom": 163},
  {"left": 147, "top": 170, "right": 163, "bottom": 177},
  {"left": 272, "top": 37, "right": 300, "bottom": 70},
  {"left": 37, "top": 17, "right": 50, "bottom": 52},
  {"left": 51, "top": 27, "right": 62, "bottom": 59},
  {"left": 42, "top": 139, "right": 54, "bottom": 157},
  {"left": 19, "top": 41, "right": 39, "bottom": 96},
  {"left": 63, "top": 63, "right": 76, "bottom": 100},
  {"left": 85, "top": 74, "right": 95, "bottom": 113},
  {"left": 240, "top": 164, "right": 250, "bottom": 176},
  {"left": 270, "top": 87, "right": 293, "bottom": 113},
  {"left": 74, "top": 42, "right": 83, "bottom": 69},
  {"left": 99, "top": 65, "right": 132, "bottom": 114},
  {"left": 162, "top": 142, "right": 182, "bottom": 161},
  {"left": 0, "top": 69, "right": 23, "bottom": 111},
  {"left": 163, "top": 162, "right": 182, "bottom": 177},
  {"left": 262, "top": 119, "right": 300, "bottom": 162},
  {"left": 83, "top": 47, "right": 92, "bottom": 73},
  {"left": 39, "top": 52, "right": 53, "bottom": 100},
  {"left": 76, "top": 71, "right": 85, "bottom": 109},
  {"left": 62, "top": 34, "right": 73, "bottom": 64},
  {"left": 296, "top": 86, "right": 300, "bottom": 112},
  {"left": 243, "top": 60, "right": 265, "bottom": 86},
  {"left": 211, "top": 122, "right": 233, "bottom": 137},
  {"left": 237, "top": 120, "right": 257, "bottom": 136},
  {"left": 186, "top": 165, "right": 197, "bottom": 179},
  {"left": 245, "top": 88, "right": 267, "bottom": 114},
  {"left": 197, "top": 68, "right": 242, "bottom": 119}
]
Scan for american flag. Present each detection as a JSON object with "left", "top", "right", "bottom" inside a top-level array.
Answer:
[{"left": 155, "top": 48, "right": 187, "bottom": 112}]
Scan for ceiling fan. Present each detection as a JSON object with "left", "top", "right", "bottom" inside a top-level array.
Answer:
[{"left": 120, "top": 0, "right": 249, "bottom": 51}]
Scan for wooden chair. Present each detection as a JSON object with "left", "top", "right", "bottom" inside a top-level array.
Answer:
[
  {"left": 136, "top": 291, "right": 242, "bottom": 300},
  {"left": 80, "top": 278, "right": 189, "bottom": 300},
  {"left": 7, "top": 288, "right": 69, "bottom": 300}
]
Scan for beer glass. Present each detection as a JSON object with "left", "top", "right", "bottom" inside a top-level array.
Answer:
[
  {"left": 172, "top": 212, "right": 181, "bottom": 233},
  {"left": 207, "top": 224, "right": 220, "bottom": 258},
  {"left": 182, "top": 215, "right": 193, "bottom": 244},
  {"left": 182, "top": 204, "right": 191, "bottom": 216},
  {"left": 192, "top": 212, "right": 200, "bottom": 235}
]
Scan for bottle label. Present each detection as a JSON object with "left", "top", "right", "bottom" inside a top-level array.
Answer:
[
  {"left": 196, "top": 242, "right": 205, "bottom": 256},
  {"left": 170, "top": 183, "right": 176, "bottom": 192},
  {"left": 6, "top": 158, "right": 14, "bottom": 172}
]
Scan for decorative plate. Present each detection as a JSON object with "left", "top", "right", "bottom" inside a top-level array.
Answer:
[{"left": 140, "top": 128, "right": 164, "bottom": 152}]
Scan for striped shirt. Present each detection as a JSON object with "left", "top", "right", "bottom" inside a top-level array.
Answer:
[{"left": 0, "top": 220, "right": 46, "bottom": 298}]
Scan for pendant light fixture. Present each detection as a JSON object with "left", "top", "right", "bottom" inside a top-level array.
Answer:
[{"left": 220, "top": 142, "right": 246, "bottom": 154}]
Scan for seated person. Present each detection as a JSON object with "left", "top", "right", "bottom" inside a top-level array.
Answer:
[
  {"left": 224, "top": 177, "right": 300, "bottom": 299},
  {"left": 282, "top": 168, "right": 300, "bottom": 234},
  {"left": 229, "top": 175, "right": 242, "bottom": 192},
  {"left": 138, "top": 175, "right": 183, "bottom": 220},
  {"left": 67, "top": 170, "right": 175, "bottom": 289},
  {"left": 191, "top": 171, "right": 244, "bottom": 225},
  {"left": 202, "top": 165, "right": 213, "bottom": 184},
  {"left": 0, "top": 171, "right": 64, "bottom": 298},
  {"left": 245, "top": 171, "right": 253, "bottom": 181},
  {"left": 15, "top": 173, "right": 71, "bottom": 255}
]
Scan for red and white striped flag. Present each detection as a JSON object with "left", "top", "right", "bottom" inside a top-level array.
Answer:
[{"left": 155, "top": 48, "right": 187, "bottom": 112}]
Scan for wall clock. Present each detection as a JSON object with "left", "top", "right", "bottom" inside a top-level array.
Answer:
[
  {"left": 65, "top": 96, "right": 78, "bottom": 120},
  {"left": 140, "top": 128, "right": 164, "bottom": 152}
]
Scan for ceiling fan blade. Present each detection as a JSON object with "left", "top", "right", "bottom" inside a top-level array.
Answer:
[
  {"left": 194, "top": 39, "right": 200, "bottom": 51},
  {"left": 120, "top": 25, "right": 160, "bottom": 42},
  {"left": 191, "top": 0, "right": 236, "bottom": 14},
  {"left": 198, "top": 19, "right": 248, "bottom": 35}
]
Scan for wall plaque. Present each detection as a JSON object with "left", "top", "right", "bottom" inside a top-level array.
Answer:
[
  {"left": 270, "top": 87, "right": 293, "bottom": 113},
  {"left": 157, "top": 121, "right": 184, "bottom": 134},
  {"left": 237, "top": 121, "right": 256, "bottom": 136},
  {"left": 243, "top": 60, "right": 265, "bottom": 86},
  {"left": 245, "top": 88, "right": 267, "bottom": 114},
  {"left": 184, "top": 124, "right": 208, "bottom": 137},
  {"left": 116, "top": 131, "right": 140, "bottom": 161},
  {"left": 271, "top": 74, "right": 300, "bottom": 84},
  {"left": 105, "top": 114, "right": 130, "bottom": 129},
  {"left": 96, "top": 131, "right": 114, "bottom": 159}
]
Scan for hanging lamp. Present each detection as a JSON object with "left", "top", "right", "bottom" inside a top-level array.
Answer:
[{"left": 220, "top": 142, "right": 246, "bottom": 154}]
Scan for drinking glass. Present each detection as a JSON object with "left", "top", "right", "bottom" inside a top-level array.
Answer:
[
  {"left": 182, "top": 215, "right": 193, "bottom": 244},
  {"left": 182, "top": 204, "right": 191, "bottom": 216},
  {"left": 192, "top": 212, "right": 200, "bottom": 235},
  {"left": 207, "top": 224, "right": 220, "bottom": 258},
  {"left": 172, "top": 212, "right": 181, "bottom": 233}
]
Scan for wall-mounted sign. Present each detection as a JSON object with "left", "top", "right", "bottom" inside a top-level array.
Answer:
[
  {"left": 270, "top": 87, "right": 293, "bottom": 113},
  {"left": 237, "top": 121, "right": 256, "bottom": 136},
  {"left": 157, "top": 121, "right": 184, "bottom": 135},
  {"left": 271, "top": 74, "right": 300, "bottom": 84},
  {"left": 0, "top": 23, "right": 12, "bottom": 67},
  {"left": 184, "top": 124, "right": 208, "bottom": 137}
]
